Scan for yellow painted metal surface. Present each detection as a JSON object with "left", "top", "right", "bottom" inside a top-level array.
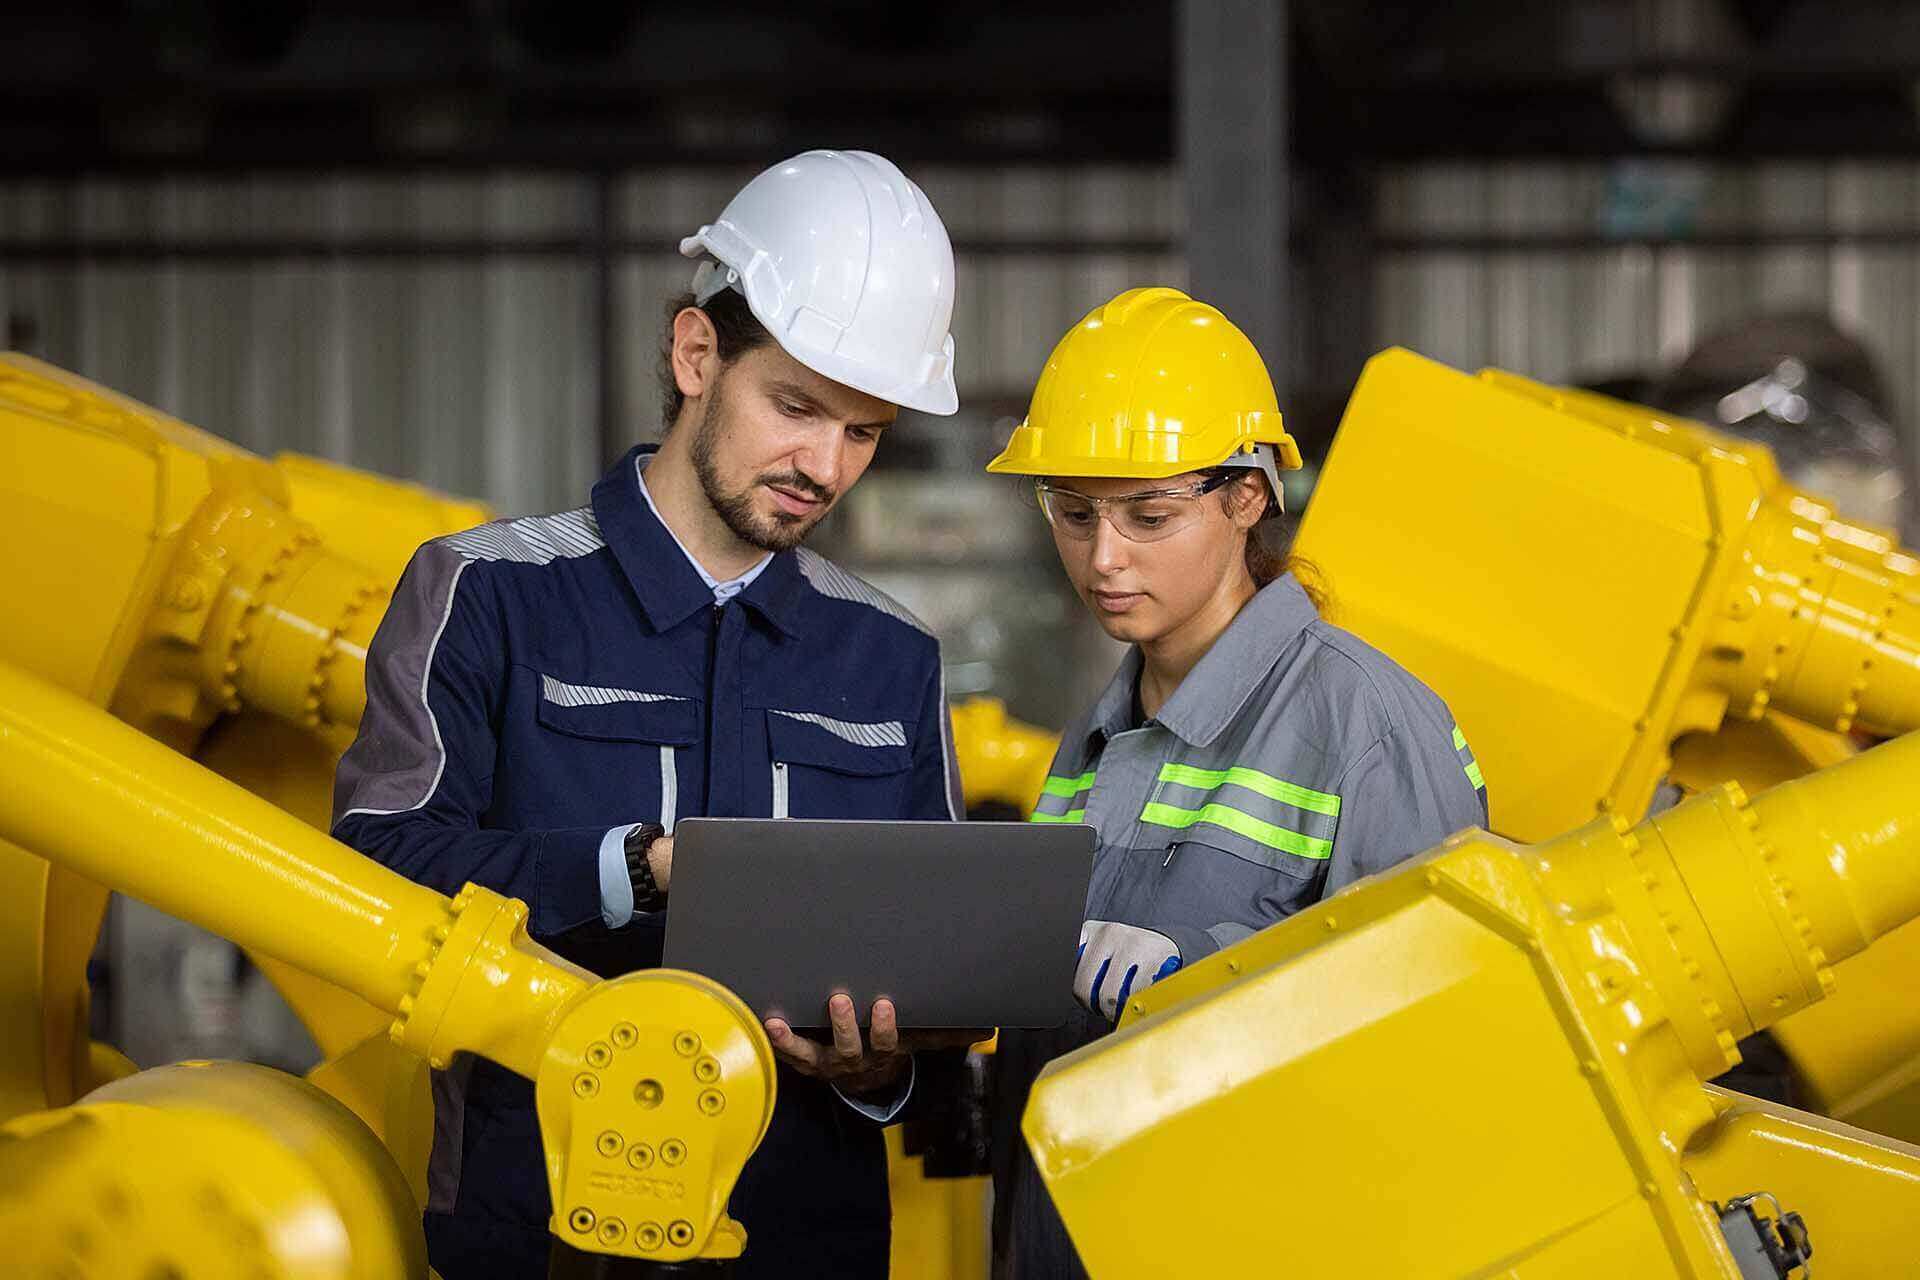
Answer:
[
  {"left": 274, "top": 451, "right": 487, "bottom": 585},
  {"left": 305, "top": 1030, "right": 436, "bottom": 1210},
  {"left": 886, "top": 1128, "right": 991, "bottom": 1280},
  {"left": 1294, "top": 350, "right": 1920, "bottom": 1153},
  {"left": 1667, "top": 711, "right": 1856, "bottom": 797},
  {"left": 0, "top": 353, "right": 489, "bottom": 1137},
  {"left": 0, "top": 655, "right": 779, "bottom": 1266},
  {"left": 1026, "top": 733, "right": 1920, "bottom": 1277},
  {"left": 1685, "top": 1086, "right": 1920, "bottom": 1277},
  {"left": 1295, "top": 349, "right": 1920, "bottom": 844},
  {"left": 0, "top": 1061, "right": 425, "bottom": 1279},
  {"left": 0, "top": 658, "right": 517, "bottom": 1029},
  {"left": 534, "top": 970, "right": 775, "bottom": 1263},
  {"left": 950, "top": 696, "right": 1060, "bottom": 817}
]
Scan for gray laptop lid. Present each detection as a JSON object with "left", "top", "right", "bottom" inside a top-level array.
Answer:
[{"left": 662, "top": 818, "right": 1094, "bottom": 1029}]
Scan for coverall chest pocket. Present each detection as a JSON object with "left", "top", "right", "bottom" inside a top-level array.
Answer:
[
  {"left": 762, "top": 709, "right": 912, "bottom": 818},
  {"left": 529, "top": 677, "right": 698, "bottom": 827},
  {"left": 1155, "top": 827, "right": 1326, "bottom": 929}
]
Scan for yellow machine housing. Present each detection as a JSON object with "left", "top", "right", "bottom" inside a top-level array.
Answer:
[
  {"left": 1026, "top": 732, "right": 1920, "bottom": 1277},
  {"left": 0, "top": 657, "right": 777, "bottom": 1270},
  {"left": 0, "top": 1062, "right": 425, "bottom": 1280},
  {"left": 1293, "top": 347, "right": 1920, "bottom": 1144},
  {"left": 1294, "top": 347, "right": 1920, "bottom": 842}
]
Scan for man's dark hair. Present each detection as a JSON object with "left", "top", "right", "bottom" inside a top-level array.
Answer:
[{"left": 658, "top": 286, "right": 775, "bottom": 431}]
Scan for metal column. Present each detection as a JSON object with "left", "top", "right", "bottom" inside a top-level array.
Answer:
[{"left": 1178, "top": 0, "right": 1290, "bottom": 397}]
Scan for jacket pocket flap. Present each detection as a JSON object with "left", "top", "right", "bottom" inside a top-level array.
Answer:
[
  {"left": 1163, "top": 825, "right": 1325, "bottom": 880},
  {"left": 536, "top": 685, "right": 699, "bottom": 746},
  {"left": 766, "top": 710, "right": 911, "bottom": 777}
]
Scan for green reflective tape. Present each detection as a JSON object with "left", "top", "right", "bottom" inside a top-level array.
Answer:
[
  {"left": 1040, "top": 770, "right": 1098, "bottom": 799},
  {"left": 1157, "top": 762, "right": 1341, "bottom": 817},
  {"left": 1140, "top": 800, "right": 1333, "bottom": 859},
  {"left": 1029, "top": 808, "right": 1086, "bottom": 823},
  {"left": 1465, "top": 761, "right": 1485, "bottom": 790},
  {"left": 1452, "top": 725, "right": 1468, "bottom": 751}
]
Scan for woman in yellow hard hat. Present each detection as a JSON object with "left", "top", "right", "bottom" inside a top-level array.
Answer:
[{"left": 983, "top": 288, "right": 1489, "bottom": 1278}]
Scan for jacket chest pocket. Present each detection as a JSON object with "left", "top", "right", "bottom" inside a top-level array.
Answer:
[
  {"left": 532, "top": 678, "right": 699, "bottom": 830},
  {"left": 1137, "top": 769, "right": 1338, "bottom": 927},
  {"left": 1152, "top": 827, "right": 1325, "bottom": 927},
  {"left": 763, "top": 709, "right": 912, "bottom": 819}
]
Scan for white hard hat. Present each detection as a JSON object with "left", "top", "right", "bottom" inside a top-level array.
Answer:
[{"left": 679, "top": 149, "right": 959, "bottom": 416}]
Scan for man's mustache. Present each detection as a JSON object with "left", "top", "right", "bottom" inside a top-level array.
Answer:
[{"left": 759, "top": 471, "right": 835, "bottom": 505}]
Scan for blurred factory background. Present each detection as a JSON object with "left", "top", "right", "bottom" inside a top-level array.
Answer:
[{"left": 6, "top": 0, "right": 1920, "bottom": 1065}]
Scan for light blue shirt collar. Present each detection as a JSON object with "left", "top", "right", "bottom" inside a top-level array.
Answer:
[{"left": 634, "top": 455, "right": 772, "bottom": 606}]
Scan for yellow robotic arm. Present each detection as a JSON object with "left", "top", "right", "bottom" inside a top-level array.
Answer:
[
  {"left": 0, "top": 657, "right": 776, "bottom": 1272},
  {"left": 1026, "top": 731, "right": 1920, "bottom": 1278},
  {"left": 1293, "top": 348, "right": 1920, "bottom": 1145},
  {"left": 1294, "top": 348, "right": 1920, "bottom": 842}
]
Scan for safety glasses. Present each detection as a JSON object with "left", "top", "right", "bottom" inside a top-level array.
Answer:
[{"left": 1033, "top": 472, "right": 1239, "bottom": 544}]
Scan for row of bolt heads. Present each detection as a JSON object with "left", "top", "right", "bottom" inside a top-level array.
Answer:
[
  {"left": 596, "top": 1131, "right": 689, "bottom": 1167},
  {"left": 572, "top": 1026, "right": 728, "bottom": 1115},
  {"left": 569, "top": 1205, "right": 698, "bottom": 1252}
]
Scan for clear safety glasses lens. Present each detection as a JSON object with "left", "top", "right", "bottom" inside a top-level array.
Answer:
[{"left": 1035, "top": 473, "right": 1237, "bottom": 544}]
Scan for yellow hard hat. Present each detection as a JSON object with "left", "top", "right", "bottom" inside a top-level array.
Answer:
[{"left": 985, "top": 286, "right": 1303, "bottom": 482}]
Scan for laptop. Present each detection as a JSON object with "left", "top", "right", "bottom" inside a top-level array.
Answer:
[{"left": 662, "top": 818, "right": 1095, "bottom": 1029}]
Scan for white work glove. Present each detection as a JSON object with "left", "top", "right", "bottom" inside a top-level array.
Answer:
[{"left": 1074, "top": 920, "right": 1183, "bottom": 1021}]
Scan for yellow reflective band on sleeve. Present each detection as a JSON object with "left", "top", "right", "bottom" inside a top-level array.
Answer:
[
  {"left": 1156, "top": 762, "right": 1341, "bottom": 817},
  {"left": 1140, "top": 800, "right": 1333, "bottom": 859},
  {"left": 1466, "top": 761, "right": 1485, "bottom": 790},
  {"left": 1040, "top": 770, "right": 1098, "bottom": 798},
  {"left": 1452, "top": 725, "right": 1468, "bottom": 751},
  {"left": 1029, "top": 809, "right": 1087, "bottom": 824}
]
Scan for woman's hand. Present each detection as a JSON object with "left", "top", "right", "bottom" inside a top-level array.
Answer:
[{"left": 1073, "top": 920, "right": 1183, "bottom": 1021}]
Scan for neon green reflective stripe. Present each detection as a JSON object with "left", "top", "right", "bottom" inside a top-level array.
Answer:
[
  {"left": 1157, "top": 763, "right": 1341, "bottom": 817},
  {"left": 1029, "top": 809, "right": 1086, "bottom": 823},
  {"left": 1140, "top": 801, "right": 1333, "bottom": 859},
  {"left": 1040, "top": 770, "right": 1098, "bottom": 799},
  {"left": 1452, "top": 725, "right": 1468, "bottom": 751},
  {"left": 1465, "top": 761, "right": 1485, "bottom": 790}
]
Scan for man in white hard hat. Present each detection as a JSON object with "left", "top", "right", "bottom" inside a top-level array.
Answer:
[{"left": 334, "top": 150, "right": 964, "bottom": 1279}]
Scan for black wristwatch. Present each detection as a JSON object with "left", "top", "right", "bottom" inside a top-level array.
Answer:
[{"left": 623, "top": 822, "right": 668, "bottom": 912}]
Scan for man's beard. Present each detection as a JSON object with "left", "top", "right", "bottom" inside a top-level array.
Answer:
[{"left": 689, "top": 378, "right": 836, "bottom": 553}]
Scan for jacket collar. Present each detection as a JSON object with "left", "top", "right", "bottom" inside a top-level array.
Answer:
[
  {"left": 592, "top": 444, "right": 803, "bottom": 639},
  {"left": 1081, "top": 574, "right": 1319, "bottom": 753}
]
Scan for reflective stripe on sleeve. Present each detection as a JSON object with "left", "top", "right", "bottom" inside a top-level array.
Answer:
[
  {"left": 1452, "top": 724, "right": 1486, "bottom": 792},
  {"left": 1031, "top": 769, "right": 1097, "bottom": 822}
]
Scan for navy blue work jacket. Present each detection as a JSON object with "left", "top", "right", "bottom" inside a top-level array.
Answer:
[{"left": 333, "top": 445, "right": 961, "bottom": 1280}]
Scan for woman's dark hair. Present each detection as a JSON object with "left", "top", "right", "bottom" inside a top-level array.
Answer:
[
  {"left": 658, "top": 286, "right": 774, "bottom": 430},
  {"left": 1222, "top": 470, "right": 1329, "bottom": 612}
]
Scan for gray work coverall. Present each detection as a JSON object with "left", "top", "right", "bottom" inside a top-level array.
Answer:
[{"left": 990, "top": 574, "right": 1490, "bottom": 1278}]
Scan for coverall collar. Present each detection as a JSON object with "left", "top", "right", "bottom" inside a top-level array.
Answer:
[
  {"left": 1083, "top": 574, "right": 1319, "bottom": 752},
  {"left": 592, "top": 444, "right": 804, "bottom": 639}
]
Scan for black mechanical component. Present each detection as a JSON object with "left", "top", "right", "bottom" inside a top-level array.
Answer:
[
  {"left": 899, "top": 1047, "right": 993, "bottom": 1178},
  {"left": 548, "top": 1239, "right": 734, "bottom": 1279},
  {"left": 1716, "top": 1192, "right": 1814, "bottom": 1280}
]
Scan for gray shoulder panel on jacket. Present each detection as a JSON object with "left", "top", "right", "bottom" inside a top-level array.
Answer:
[
  {"left": 333, "top": 539, "right": 474, "bottom": 822},
  {"left": 441, "top": 507, "right": 605, "bottom": 565},
  {"left": 793, "top": 547, "right": 934, "bottom": 637}
]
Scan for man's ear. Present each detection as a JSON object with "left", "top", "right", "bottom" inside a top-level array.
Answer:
[{"left": 671, "top": 306, "right": 721, "bottom": 401}]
